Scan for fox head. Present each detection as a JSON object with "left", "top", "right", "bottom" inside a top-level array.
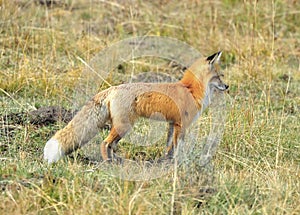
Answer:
[
  {"left": 185, "top": 51, "right": 229, "bottom": 92},
  {"left": 205, "top": 51, "right": 229, "bottom": 91}
]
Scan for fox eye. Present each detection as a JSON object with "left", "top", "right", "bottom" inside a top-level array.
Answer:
[
  {"left": 211, "top": 75, "right": 220, "bottom": 80},
  {"left": 213, "top": 73, "right": 223, "bottom": 78}
]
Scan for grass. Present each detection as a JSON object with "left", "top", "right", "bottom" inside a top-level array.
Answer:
[{"left": 1, "top": 0, "right": 300, "bottom": 214}]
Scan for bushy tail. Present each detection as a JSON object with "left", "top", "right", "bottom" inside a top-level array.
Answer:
[{"left": 44, "top": 89, "right": 111, "bottom": 164}]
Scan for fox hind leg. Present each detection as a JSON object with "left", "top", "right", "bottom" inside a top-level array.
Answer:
[
  {"left": 100, "top": 127, "right": 121, "bottom": 161},
  {"left": 100, "top": 124, "right": 132, "bottom": 161}
]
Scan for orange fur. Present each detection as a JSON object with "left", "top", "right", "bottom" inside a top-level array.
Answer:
[
  {"left": 180, "top": 70, "right": 205, "bottom": 104},
  {"left": 134, "top": 83, "right": 199, "bottom": 129}
]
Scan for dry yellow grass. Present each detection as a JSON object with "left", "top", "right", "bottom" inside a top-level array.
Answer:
[{"left": 0, "top": 0, "right": 299, "bottom": 214}]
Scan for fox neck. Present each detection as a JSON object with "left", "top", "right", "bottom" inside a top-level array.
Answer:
[
  {"left": 202, "top": 84, "right": 214, "bottom": 112},
  {"left": 180, "top": 70, "right": 210, "bottom": 109}
]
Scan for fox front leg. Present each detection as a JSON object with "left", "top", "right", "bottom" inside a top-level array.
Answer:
[
  {"left": 165, "top": 123, "right": 183, "bottom": 158},
  {"left": 166, "top": 122, "right": 174, "bottom": 149}
]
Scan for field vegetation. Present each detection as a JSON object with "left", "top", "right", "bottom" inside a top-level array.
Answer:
[{"left": 0, "top": 0, "right": 299, "bottom": 214}]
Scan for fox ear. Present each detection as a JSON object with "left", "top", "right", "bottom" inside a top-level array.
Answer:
[{"left": 206, "top": 51, "right": 222, "bottom": 65}]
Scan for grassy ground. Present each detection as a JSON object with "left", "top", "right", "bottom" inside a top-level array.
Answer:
[{"left": 0, "top": 0, "right": 299, "bottom": 214}]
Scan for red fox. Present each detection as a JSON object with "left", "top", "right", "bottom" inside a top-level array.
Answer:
[{"left": 44, "top": 51, "right": 228, "bottom": 164}]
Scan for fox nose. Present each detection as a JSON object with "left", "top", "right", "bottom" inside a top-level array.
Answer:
[{"left": 224, "top": 84, "right": 229, "bottom": 90}]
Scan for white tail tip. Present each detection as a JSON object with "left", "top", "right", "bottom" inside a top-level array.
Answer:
[{"left": 44, "top": 138, "right": 64, "bottom": 164}]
